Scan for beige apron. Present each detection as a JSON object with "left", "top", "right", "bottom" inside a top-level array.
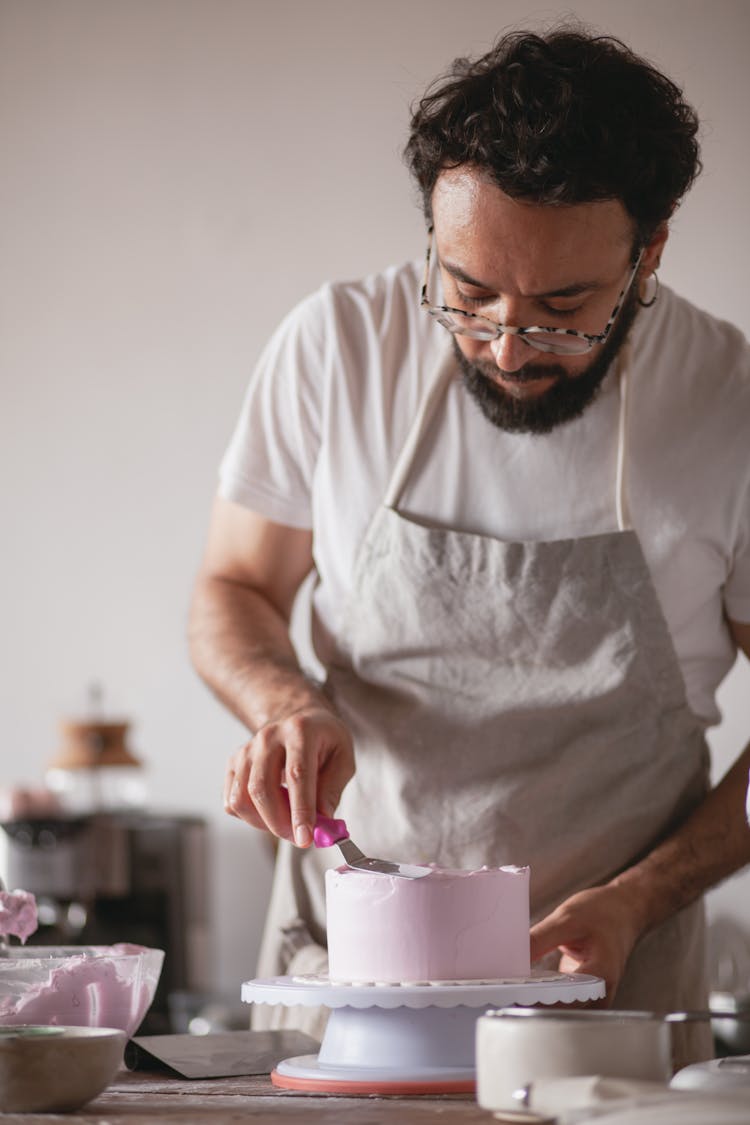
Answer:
[{"left": 253, "top": 345, "right": 712, "bottom": 1065}]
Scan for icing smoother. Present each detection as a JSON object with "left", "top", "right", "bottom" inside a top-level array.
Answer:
[
  {"left": 325, "top": 864, "right": 530, "bottom": 982},
  {"left": 0, "top": 890, "right": 38, "bottom": 944}
]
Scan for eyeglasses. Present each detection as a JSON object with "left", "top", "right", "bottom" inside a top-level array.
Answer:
[{"left": 420, "top": 227, "right": 643, "bottom": 356}]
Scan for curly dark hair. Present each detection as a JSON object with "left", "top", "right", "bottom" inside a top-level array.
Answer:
[{"left": 404, "top": 28, "right": 701, "bottom": 243}]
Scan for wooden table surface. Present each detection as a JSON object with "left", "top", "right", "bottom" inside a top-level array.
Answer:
[{"left": 0, "top": 1070, "right": 504, "bottom": 1124}]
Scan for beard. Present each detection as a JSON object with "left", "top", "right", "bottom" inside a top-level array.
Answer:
[{"left": 454, "top": 284, "right": 640, "bottom": 435}]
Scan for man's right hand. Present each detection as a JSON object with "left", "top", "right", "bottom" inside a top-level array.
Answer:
[
  {"left": 189, "top": 498, "right": 356, "bottom": 846},
  {"left": 223, "top": 705, "right": 355, "bottom": 847}
]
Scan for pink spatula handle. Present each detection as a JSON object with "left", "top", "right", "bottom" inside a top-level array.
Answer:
[
  {"left": 312, "top": 814, "right": 349, "bottom": 848},
  {"left": 279, "top": 787, "right": 349, "bottom": 848}
]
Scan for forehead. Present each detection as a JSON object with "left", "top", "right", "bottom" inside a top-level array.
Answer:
[{"left": 431, "top": 166, "right": 634, "bottom": 284}]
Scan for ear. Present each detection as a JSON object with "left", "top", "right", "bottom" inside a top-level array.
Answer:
[{"left": 642, "top": 222, "right": 669, "bottom": 274}]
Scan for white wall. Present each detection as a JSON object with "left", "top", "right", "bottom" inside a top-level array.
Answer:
[{"left": 1, "top": 0, "right": 748, "bottom": 997}]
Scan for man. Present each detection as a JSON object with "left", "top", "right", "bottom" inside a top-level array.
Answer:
[{"left": 189, "top": 28, "right": 750, "bottom": 1062}]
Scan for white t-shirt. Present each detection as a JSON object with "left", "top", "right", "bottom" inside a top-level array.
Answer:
[{"left": 219, "top": 260, "right": 750, "bottom": 728}]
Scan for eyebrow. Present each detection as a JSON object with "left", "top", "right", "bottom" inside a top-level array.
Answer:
[{"left": 440, "top": 258, "right": 604, "bottom": 298}]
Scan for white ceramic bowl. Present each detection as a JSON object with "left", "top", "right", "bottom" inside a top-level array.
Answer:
[
  {"left": 0, "top": 1025, "right": 126, "bottom": 1113},
  {"left": 0, "top": 944, "right": 164, "bottom": 1037},
  {"left": 476, "top": 1007, "right": 672, "bottom": 1113},
  {"left": 671, "top": 1054, "right": 750, "bottom": 1092}
]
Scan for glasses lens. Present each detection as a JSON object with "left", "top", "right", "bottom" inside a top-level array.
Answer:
[
  {"left": 428, "top": 308, "right": 498, "bottom": 340},
  {"left": 426, "top": 308, "right": 594, "bottom": 353},
  {"left": 524, "top": 331, "right": 592, "bottom": 355}
]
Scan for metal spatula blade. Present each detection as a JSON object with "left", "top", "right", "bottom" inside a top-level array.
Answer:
[{"left": 312, "top": 814, "right": 432, "bottom": 879}]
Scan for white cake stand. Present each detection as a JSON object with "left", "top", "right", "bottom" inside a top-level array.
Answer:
[{"left": 242, "top": 970, "right": 605, "bottom": 1094}]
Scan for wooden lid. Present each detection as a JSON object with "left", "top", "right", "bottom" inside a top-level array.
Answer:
[{"left": 47, "top": 721, "right": 142, "bottom": 770}]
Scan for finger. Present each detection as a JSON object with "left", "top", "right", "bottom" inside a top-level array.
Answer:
[
  {"left": 224, "top": 744, "right": 252, "bottom": 817},
  {"left": 223, "top": 757, "right": 234, "bottom": 807},
  {"left": 284, "top": 731, "right": 317, "bottom": 848},
  {"left": 283, "top": 765, "right": 314, "bottom": 846},
  {"left": 247, "top": 733, "right": 293, "bottom": 840},
  {"left": 530, "top": 934, "right": 613, "bottom": 1007},
  {"left": 557, "top": 949, "right": 615, "bottom": 1007},
  {"left": 223, "top": 748, "right": 270, "bottom": 831},
  {"left": 529, "top": 913, "right": 583, "bottom": 963},
  {"left": 223, "top": 744, "right": 247, "bottom": 809},
  {"left": 223, "top": 765, "right": 239, "bottom": 819}
]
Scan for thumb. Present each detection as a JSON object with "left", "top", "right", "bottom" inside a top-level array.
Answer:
[{"left": 529, "top": 912, "right": 577, "bottom": 964}]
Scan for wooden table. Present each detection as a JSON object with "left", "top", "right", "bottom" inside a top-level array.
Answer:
[{"left": 0, "top": 1070, "right": 502, "bottom": 1124}]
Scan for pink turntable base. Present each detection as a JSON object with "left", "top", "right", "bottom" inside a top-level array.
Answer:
[{"left": 242, "top": 970, "right": 605, "bottom": 1095}]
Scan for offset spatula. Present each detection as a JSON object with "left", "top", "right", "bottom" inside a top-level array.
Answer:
[{"left": 312, "top": 813, "right": 432, "bottom": 879}]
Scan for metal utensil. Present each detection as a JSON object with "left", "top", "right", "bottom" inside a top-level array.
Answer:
[
  {"left": 279, "top": 788, "right": 431, "bottom": 878},
  {"left": 312, "top": 813, "right": 432, "bottom": 879}
]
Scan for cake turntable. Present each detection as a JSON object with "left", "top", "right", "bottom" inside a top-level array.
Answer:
[{"left": 242, "top": 970, "right": 605, "bottom": 1094}]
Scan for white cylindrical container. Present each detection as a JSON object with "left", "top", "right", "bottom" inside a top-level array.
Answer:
[{"left": 476, "top": 1007, "right": 672, "bottom": 1114}]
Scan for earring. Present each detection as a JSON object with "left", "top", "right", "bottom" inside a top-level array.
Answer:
[{"left": 638, "top": 270, "right": 660, "bottom": 308}]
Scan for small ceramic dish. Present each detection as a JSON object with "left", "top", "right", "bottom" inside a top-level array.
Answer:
[{"left": 0, "top": 1024, "right": 126, "bottom": 1113}]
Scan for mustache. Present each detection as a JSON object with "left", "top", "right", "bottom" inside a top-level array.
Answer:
[{"left": 471, "top": 360, "right": 568, "bottom": 384}]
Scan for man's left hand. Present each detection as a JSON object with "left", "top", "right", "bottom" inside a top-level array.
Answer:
[{"left": 529, "top": 882, "right": 643, "bottom": 1004}]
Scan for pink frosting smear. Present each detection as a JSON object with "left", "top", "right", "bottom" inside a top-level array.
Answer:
[
  {"left": 0, "top": 890, "right": 38, "bottom": 944},
  {"left": 0, "top": 943, "right": 163, "bottom": 1037}
]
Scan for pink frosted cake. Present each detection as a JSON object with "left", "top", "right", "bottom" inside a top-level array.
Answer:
[{"left": 325, "top": 864, "right": 530, "bottom": 983}]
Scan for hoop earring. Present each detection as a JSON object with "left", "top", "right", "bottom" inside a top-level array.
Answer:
[{"left": 638, "top": 271, "right": 659, "bottom": 308}]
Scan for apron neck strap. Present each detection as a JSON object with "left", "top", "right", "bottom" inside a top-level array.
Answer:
[
  {"left": 385, "top": 340, "right": 633, "bottom": 531},
  {"left": 615, "top": 342, "right": 632, "bottom": 533},
  {"left": 384, "top": 346, "right": 456, "bottom": 509}
]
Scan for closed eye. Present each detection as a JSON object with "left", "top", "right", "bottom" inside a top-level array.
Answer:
[
  {"left": 458, "top": 292, "right": 586, "bottom": 320},
  {"left": 539, "top": 303, "right": 584, "bottom": 319},
  {"left": 456, "top": 290, "right": 495, "bottom": 308}
]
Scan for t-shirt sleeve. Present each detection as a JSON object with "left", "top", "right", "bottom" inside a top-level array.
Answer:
[
  {"left": 724, "top": 493, "right": 750, "bottom": 625},
  {"left": 723, "top": 367, "right": 750, "bottom": 625},
  {"left": 218, "top": 290, "right": 327, "bottom": 530}
]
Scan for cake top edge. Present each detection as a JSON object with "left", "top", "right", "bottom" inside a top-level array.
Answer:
[{"left": 327, "top": 863, "right": 529, "bottom": 879}]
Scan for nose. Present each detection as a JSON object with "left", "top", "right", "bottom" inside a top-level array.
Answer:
[{"left": 488, "top": 330, "right": 532, "bottom": 373}]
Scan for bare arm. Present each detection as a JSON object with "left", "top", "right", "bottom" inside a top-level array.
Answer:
[
  {"left": 530, "top": 619, "right": 750, "bottom": 999},
  {"left": 188, "top": 496, "right": 355, "bottom": 847}
]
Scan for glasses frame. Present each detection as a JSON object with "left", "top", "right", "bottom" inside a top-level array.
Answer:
[{"left": 420, "top": 226, "right": 644, "bottom": 355}]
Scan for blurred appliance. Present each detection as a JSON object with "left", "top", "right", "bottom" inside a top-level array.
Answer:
[
  {"left": 0, "top": 810, "right": 210, "bottom": 1034},
  {"left": 707, "top": 916, "right": 750, "bottom": 1056},
  {"left": 44, "top": 711, "right": 148, "bottom": 814}
]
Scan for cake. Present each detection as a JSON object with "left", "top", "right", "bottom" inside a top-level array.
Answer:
[{"left": 325, "top": 864, "right": 530, "bottom": 983}]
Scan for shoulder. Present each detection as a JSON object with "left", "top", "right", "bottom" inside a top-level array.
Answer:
[
  {"left": 262, "top": 260, "right": 429, "bottom": 380},
  {"left": 247, "top": 259, "right": 424, "bottom": 389},
  {"left": 285, "top": 260, "right": 421, "bottom": 326},
  {"left": 313, "top": 259, "right": 425, "bottom": 345},
  {"left": 634, "top": 286, "right": 750, "bottom": 392},
  {"left": 278, "top": 259, "right": 444, "bottom": 418},
  {"left": 631, "top": 287, "right": 750, "bottom": 435},
  {"left": 628, "top": 288, "right": 750, "bottom": 538}
]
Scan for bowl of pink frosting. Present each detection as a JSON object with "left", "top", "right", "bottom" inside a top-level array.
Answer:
[
  {"left": 0, "top": 888, "right": 163, "bottom": 1038},
  {"left": 0, "top": 944, "right": 164, "bottom": 1038}
]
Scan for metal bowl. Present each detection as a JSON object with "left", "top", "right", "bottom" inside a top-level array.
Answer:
[{"left": 710, "top": 991, "right": 750, "bottom": 1054}]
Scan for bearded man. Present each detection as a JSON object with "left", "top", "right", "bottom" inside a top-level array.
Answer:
[{"left": 190, "top": 28, "right": 750, "bottom": 1067}]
